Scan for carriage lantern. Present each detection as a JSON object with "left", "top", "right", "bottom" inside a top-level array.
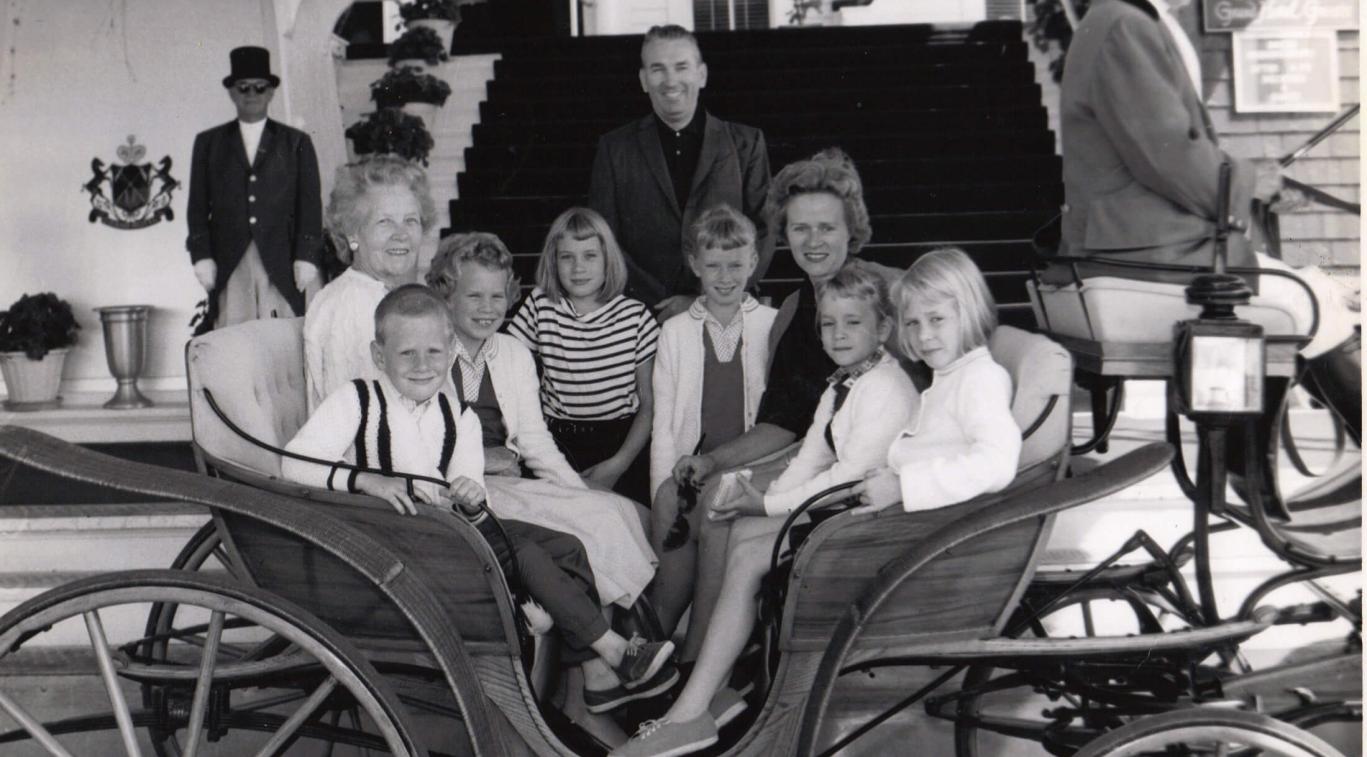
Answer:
[{"left": 1174, "top": 161, "right": 1266, "bottom": 420}]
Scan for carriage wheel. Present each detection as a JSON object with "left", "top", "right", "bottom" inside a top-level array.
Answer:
[
  {"left": 0, "top": 570, "right": 423, "bottom": 756},
  {"left": 952, "top": 586, "right": 1210, "bottom": 757},
  {"left": 139, "top": 521, "right": 292, "bottom": 756},
  {"left": 1073, "top": 707, "right": 1346, "bottom": 757}
]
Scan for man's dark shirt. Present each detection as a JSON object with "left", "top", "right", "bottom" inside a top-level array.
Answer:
[
  {"left": 754, "top": 280, "right": 836, "bottom": 436},
  {"left": 654, "top": 110, "right": 705, "bottom": 211}
]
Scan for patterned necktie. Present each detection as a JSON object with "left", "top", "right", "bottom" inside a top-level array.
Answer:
[{"left": 823, "top": 380, "right": 852, "bottom": 450}]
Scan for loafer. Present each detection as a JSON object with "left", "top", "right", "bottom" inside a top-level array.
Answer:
[
  {"left": 614, "top": 635, "right": 675, "bottom": 689},
  {"left": 708, "top": 686, "right": 747, "bottom": 729},
  {"left": 610, "top": 714, "right": 718, "bottom": 757},
  {"left": 584, "top": 664, "right": 680, "bottom": 714}
]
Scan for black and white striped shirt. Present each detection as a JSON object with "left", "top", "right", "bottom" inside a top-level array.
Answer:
[{"left": 507, "top": 288, "right": 660, "bottom": 421}]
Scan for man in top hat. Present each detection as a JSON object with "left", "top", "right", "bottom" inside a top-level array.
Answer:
[
  {"left": 187, "top": 45, "right": 323, "bottom": 329},
  {"left": 589, "top": 25, "right": 772, "bottom": 318}
]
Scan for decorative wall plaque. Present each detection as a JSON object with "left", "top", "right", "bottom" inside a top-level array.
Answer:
[{"left": 83, "top": 135, "right": 180, "bottom": 229}]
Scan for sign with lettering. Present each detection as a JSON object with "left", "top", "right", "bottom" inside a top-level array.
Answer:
[
  {"left": 1231, "top": 30, "right": 1340, "bottom": 112},
  {"left": 1203, "top": 0, "right": 1359, "bottom": 32}
]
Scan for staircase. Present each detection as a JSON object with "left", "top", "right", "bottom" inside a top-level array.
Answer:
[{"left": 447, "top": 21, "right": 1061, "bottom": 327}]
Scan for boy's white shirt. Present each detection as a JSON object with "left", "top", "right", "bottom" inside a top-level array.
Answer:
[
  {"left": 283, "top": 372, "right": 486, "bottom": 503},
  {"left": 650, "top": 295, "right": 777, "bottom": 495},
  {"left": 482, "top": 333, "right": 587, "bottom": 488},
  {"left": 762, "top": 353, "right": 920, "bottom": 515}
]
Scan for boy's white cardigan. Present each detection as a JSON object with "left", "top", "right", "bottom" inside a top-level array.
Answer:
[
  {"left": 650, "top": 297, "right": 777, "bottom": 495},
  {"left": 763, "top": 353, "right": 920, "bottom": 515},
  {"left": 484, "top": 333, "right": 587, "bottom": 489}
]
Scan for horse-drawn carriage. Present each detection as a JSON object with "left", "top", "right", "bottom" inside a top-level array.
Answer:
[{"left": 0, "top": 264, "right": 1358, "bottom": 755}]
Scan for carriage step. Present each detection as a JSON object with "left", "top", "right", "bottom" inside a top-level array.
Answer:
[{"left": 0, "top": 502, "right": 208, "bottom": 573}]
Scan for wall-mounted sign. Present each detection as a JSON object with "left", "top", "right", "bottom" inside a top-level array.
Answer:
[
  {"left": 1231, "top": 30, "right": 1340, "bottom": 113},
  {"left": 82, "top": 135, "right": 179, "bottom": 230},
  {"left": 1203, "top": 0, "right": 1359, "bottom": 32}
]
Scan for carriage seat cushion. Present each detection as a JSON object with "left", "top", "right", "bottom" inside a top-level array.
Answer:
[
  {"left": 186, "top": 317, "right": 309, "bottom": 478},
  {"left": 1029, "top": 277, "right": 1300, "bottom": 343},
  {"left": 988, "top": 325, "right": 1073, "bottom": 472}
]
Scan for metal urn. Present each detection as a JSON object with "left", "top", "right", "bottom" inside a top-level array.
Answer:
[{"left": 96, "top": 305, "right": 154, "bottom": 409}]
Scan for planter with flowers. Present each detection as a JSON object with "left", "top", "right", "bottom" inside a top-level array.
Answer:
[
  {"left": 370, "top": 65, "right": 452, "bottom": 128},
  {"left": 345, "top": 108, "right": 435, "bottom": 166},
  {"left": 400, "top": 0, "right": 463, "bottom": 47},
  {"left": 0, "top": 292, "right": 80, "bottom": 409},
  {"left": 388, "top": 26, "right": 450, "bottom": 74}
]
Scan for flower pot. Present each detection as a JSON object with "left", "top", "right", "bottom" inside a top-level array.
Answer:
[
  {"left": 402, "top": 101, "right": 440, "bottom": 129},
  {"left": 0, "top": 348, "right": 68, "bottom": 410},
  {"left": 407, "top": 18, "right": 456, "bottom": 47}
]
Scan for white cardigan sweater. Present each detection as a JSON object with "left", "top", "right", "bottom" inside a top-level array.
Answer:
[
  {"left": 484, "top": 333, "right": 587, "bottom": 489},
  {"left": 888, "top": 346, "right": 1021, "bottom": 512},
  {"left": 763, "top": 353, "right": 920, "bottom": 515},
  {"left": 650, "top": 298, "right": 777, "bottom": 495}
]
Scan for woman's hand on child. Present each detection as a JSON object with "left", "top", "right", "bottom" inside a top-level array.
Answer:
[
  {"left": 356, "top": 473, "right": 430, "bottom": 516},
  {"left": 446, "top": 476, "right": 488, "bottom": 518},
  {"left": 850, "top": 467, "right": 901, "bottom": 515},
  {"left": 583, "top": 457, "right": 626, "bottom": 488},
  {"left": 709, "top": 475, "right": 766, "bottom": 521},
  {"left": 673, "top": 454, "right": 716, "bottom": 487}
]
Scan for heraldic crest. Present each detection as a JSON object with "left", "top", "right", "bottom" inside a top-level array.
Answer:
[{"left": 83, "top": 135, "right": 180, "bottom": 230}]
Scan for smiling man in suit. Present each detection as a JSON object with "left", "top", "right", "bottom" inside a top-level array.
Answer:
[
  {"left": 589, "top": 25, "right": 772, "bottom": 319},
  {"left": 187, "top": 45, "right": 323, "bottom": 329}
]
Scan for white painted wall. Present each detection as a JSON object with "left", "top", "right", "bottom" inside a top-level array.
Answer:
[{"left": 0, "top": 2, "right": 273, "bottom": 394}]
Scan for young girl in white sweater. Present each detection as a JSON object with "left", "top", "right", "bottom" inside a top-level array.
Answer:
[
  {"left": 613, "top": 260, "right": 919, "bottom": 757},
  {"left": 852, "top": 246, "right": 1022, "bottom": 514}
]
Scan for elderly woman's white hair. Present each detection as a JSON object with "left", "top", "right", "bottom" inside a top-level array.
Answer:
[{"left": 326, "top": 156, "right": 437, "bottom": 262}]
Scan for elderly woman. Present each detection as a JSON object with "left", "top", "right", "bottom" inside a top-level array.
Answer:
[
  {"left": 304, "top": 156, "right": 435, "bottom": 410},
  {"left": 650, "top": 148, "right": 886, "bottom": 644}
]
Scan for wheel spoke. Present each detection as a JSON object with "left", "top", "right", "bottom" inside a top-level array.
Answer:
[
  {"left": 84, "top": 610, "right": 144, "bottom": 757},
  {"left": 251, "top": 675, "right": 338, "bottom": 757},
  {"left": 181, "top": 610, "right": 224, "bottom": 757},
  {"left": 0, "top": 688, "right": 77, "bottom": 757}
]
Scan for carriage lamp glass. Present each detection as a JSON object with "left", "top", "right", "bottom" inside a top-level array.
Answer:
[{"left": 1176, "top": 320, "right": 1265, "bottom": 416}]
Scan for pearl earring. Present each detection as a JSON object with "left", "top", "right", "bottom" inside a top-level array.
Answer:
[{"left": 348, "top": 239, "right": 359, "bottom": 251}]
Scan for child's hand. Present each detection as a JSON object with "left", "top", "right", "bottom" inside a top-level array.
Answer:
[
  {"left": 673, "top": 454, "right": 716, "bottom": 487},
  {"left": 850, "top": 467, "right": 900, "bottom": 515},
  {"left": 446, "top": 476, "right": 487, "bottom": 517},
  {"left": 583, "top": 458, "right": 626, "bottom": 488},
  {"left": 709, "top": 475, "right": 766, "bottom": 521},
  {"left": 356, "top": 473, "right": 430, "bottom": 516}
]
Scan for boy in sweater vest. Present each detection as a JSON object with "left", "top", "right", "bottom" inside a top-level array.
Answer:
[{"left": 284, "top": 285, "right": 674, "bottom": 714}]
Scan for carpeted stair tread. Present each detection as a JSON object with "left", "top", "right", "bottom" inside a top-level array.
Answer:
[
  {"left": 449, "top": 181, "right": 1061, "bottom": 226},
  {"left": 488, "top": 61, "right": 1036, "bottom": 95},
  {"left": 481, "top": 85, "right": 1042, "bottom": 121},
  {"left": 459, "top": 155, "right": 1060, "bottom": 196},
  {"left": 462, "top": 132, "right": 1056, "bottom": 174},
  {"left": 472, "top": 107, "right": 1047, "bottom": 144}
]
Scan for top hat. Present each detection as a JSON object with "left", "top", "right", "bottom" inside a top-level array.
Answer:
[{"left": 222, "top": 46, "right": 281, "bottom": 88}]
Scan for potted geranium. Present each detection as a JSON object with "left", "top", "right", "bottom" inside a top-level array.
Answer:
[
  {"left": 370, "top": 66, "right": 452, "bottom": 127},
  {"left": 388, "top": 26, "right": 450, "bottom": 73},
  {"left": 0, "top": 292, "right": 80, "bottom": 409},
  {"left": 345, "top": 108, "right": 435, "bottom": 166},
  {"left": 400, "top": 0, "right": 463, "bottom": 47}
]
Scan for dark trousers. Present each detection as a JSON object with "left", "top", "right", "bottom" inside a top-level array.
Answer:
[
  {"left": 548, "top": 415, "right": 651, "bottom": 505},
  {"left": 476, "top": 517, "right": 609, "bottom": 663}
]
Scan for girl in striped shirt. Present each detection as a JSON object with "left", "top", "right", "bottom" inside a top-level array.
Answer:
[{"left": 508, "top": 207, "right": 660, "bottom": 504}]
